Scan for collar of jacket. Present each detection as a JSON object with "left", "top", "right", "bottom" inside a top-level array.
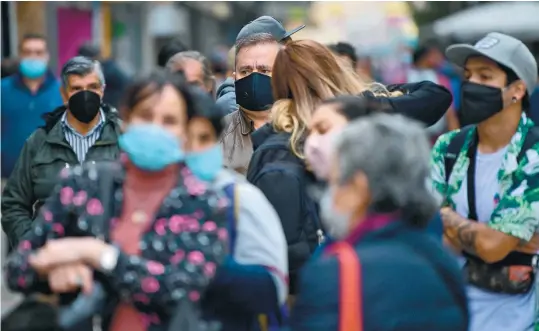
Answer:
[
  {"left": 238, "top": 108, "right": 255, "bottom": 136},
  {"left": 43, "top": 104, "right": 120, "bottom": 146},
  {"left": 344, "top": 212, "right": 402, "bottom": 245}
]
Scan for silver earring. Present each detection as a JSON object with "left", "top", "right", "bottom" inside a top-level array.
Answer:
[{"left": 512, "top": 97, "right": 517, "bottom": 103}]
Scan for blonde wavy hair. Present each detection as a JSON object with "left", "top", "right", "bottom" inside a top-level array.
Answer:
[{"left": 271, "top": 39, "right": 401, "bottom": 158}]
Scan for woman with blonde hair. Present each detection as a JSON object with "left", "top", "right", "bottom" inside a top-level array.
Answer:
[{"left": 246, "top": 39, "right": 452, "bottom": 297}]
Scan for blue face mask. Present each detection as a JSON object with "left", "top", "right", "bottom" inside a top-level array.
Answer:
[
  {"left": 185, "top": 144, "right": 223, "bottom": 182},
  {"left": 19, "top": 58, "right": 48, "bottom": 79},
  {"left": 119, "top": 124, "right": 184, "bottom": 171}
]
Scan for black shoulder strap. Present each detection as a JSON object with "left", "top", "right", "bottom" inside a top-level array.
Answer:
[
  {"left": 517, "top": 126, "right": 539, "bottom": 163},
  {"left": 444, "top": 126, "right": 474, "bottom": 183},
  {"left": 466, "top": 125, "right": 539, "bottom": 221}
]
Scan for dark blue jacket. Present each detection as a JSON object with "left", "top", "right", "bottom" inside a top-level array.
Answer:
[
  {"left": 202, "top": 257, "right": 282, "bottom": 331},
  {"left": 289, "top": 219, "right": 469, "bottom": 331},
  {"left": 1, "top": 71, "right": 63, "bottom": 178}
]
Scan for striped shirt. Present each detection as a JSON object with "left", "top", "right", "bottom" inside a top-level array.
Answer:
[{"left": 61, "top": 109, "right": 105, "bottom": 164}]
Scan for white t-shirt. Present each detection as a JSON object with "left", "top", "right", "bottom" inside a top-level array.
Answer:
[{"left": 453, "top": 146, "right": 536, "bottom": 331}]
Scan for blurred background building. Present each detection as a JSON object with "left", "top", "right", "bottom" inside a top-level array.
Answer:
[{"left": 2, "top": 1, "right": 538, "bottom": 78}]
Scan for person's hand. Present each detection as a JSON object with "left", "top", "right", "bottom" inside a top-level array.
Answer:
[
  {"left": 29, "top": 237, "right": 109, "bottom": 274},
  {"left": 48, "top": 263, "right": 94, "bottom": 294},
  {"left": 440, "top": 206, "right": 452, "bottom": 218},
  {"left": 443, "top": 235, "right": 462, "bottom": 255},
  {"left": 517, "top": 234, "right": 539, "bottom": 254}
]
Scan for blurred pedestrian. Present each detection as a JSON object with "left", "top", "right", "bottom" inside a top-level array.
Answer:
[
  {"left": 1, "top": 33, "right": 63, "bottom": 179},
  {"left": 209, "top": 48, "right": 228, "bottom": 88},
  {"left": 408, "top": 44, "right": 460, "bottom": 143},
  {"left": 220, "top": 33, "right": 281, "bottom": 174},
  {"left": 4, "top": 70, "right": 230, "bottom": 331},
  {"left": 433, "top": 32, "right": 539, "bottom": 331},
  {"left": 166, "top": 51, "right": 215, "bottom": 97},
  {"left": 327, "top": 42, "right": 357, "bottom": 72},
  {"left": 290, "top": 113, "right": 469, "bottom": 331},
  {"left": 157, "top": 37, "right": 189, "bottom": 68},
  {"left": 356, "top": 55, "right": 383, "bottom": 82},
  {"left": 184, "top": 95, "right": 288, "bottom": 331},
  {"left": 1, "top": 58, "right": 19, "bottom": 78},
  {"left": 216, "top": 16, "right": 305, "bottom": 116},
  {"left": 1, "top": 56, "right": 121, "bottom": 248},
  {"left": 78, "top": 42, "right": 130, "bottom": 109},
  {"left": 214, "top": 46, "right": 236, "bottom": 113}
]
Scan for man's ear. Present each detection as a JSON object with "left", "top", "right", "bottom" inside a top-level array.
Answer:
[
  {"left": 60, "top": 86, "right": 68, "bottom": 105},
  {"left": 232, "top": 72, "right": 236, "bottom": 81},
  {"left": 511, "top": 80, "right": 527, "bottom": 102}
]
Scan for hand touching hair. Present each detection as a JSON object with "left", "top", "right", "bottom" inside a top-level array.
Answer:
[{"left": 270, "top": 40, "right": 400, "bottom": 158}]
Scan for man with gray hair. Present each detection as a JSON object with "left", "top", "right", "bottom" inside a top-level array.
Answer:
[
  {"left": 290, "top": 113, "right": 468, "bottom": 330},
  {"left": 1, "top": 55, "right": 121, "bottom": 246},
  {"left": 166, "top": 50, "right": 215, "bottom": 96},
  {"left": 326, "top": 113, "right": 440, "bottom": 235},
  {"left": 220, "top": 32, "right": 281, "bottom": 174}
]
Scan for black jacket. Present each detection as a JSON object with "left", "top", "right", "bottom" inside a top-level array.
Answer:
[
  {"left": 384, "top": 80, "right": 453, "bottom": 126},
  {"left": 1, "top": 105, "right": 121, "bottom": 246},
  {"left": 247, "top": 125, "right": 318, "bottom": 295}
]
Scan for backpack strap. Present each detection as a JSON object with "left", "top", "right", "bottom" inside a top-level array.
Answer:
[
  {"left": 443, "top": 126, "right": 474, "bottom": 183},
  {"left": 223, "top": 183, "right": 238, "bottom": 255},
  {"left": 517, "top": 126, "right": 539, "bottom": 163},
  {"left": 251, "top": 162, "right": 325, "bottom": 246},
  {"left": 326, "top": 242, "right": 363, "bottom": 331}
]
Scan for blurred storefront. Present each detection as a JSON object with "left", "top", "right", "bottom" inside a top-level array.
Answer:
[
  {"left": 6, "top": 1, "right": 117, "bottom": 73},
  {"left": 5, "top": 1, "right": 261, "bottom": 74}
]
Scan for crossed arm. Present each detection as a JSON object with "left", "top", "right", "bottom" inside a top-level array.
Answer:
[{"left": 440, "top": 207, "right": 521, "bottom": 263}]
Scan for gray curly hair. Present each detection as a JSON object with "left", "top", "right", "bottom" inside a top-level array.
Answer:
[{"left": 334, "top": 113, "right": 440, "bottom": 226}]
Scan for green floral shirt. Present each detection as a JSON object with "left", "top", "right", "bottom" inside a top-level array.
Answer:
[{"left": 430, "top": 114, "right": 539, "bottom": 241}]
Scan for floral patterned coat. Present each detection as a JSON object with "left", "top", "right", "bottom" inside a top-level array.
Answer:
[
  {"left": 430, "top": 113, "right": 539, "bottom": 242},
  {"left": 4, "top": 160, "right": 230, "bottom": 330}
]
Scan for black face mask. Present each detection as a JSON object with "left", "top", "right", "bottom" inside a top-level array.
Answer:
[
  {"left": 235, "top": 73, "right": 273, "bottom": 111},
  {"left": 68, "top": 90, "right": 101, "bottom": 123},
  {"left": 459, "top": 81, "right": 505, "bottom": 126}
]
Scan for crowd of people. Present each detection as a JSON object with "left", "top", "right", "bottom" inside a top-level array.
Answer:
[{"left": 1, "top": 14, "right": 539, "bottom": 331}]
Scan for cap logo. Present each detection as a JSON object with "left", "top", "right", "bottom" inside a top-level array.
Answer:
[{"left": 475, "top": 37, "right": 499, "bottom": 50}]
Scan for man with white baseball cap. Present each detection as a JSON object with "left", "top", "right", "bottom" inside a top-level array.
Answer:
[{"left": 430, "top": 32, "right": 539, "bottom": 331}]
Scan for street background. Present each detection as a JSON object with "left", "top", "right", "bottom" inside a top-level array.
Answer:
[{"left": 2, "top": 0, "right": 539, "bottom": 317}]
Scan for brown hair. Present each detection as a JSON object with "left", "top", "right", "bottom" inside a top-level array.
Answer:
[
  {"left": 271, "top": 39, "right": 398, "bottom": 157},
  {"left": 120, "top": 70, "right": 196, "bottom": 122}
]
